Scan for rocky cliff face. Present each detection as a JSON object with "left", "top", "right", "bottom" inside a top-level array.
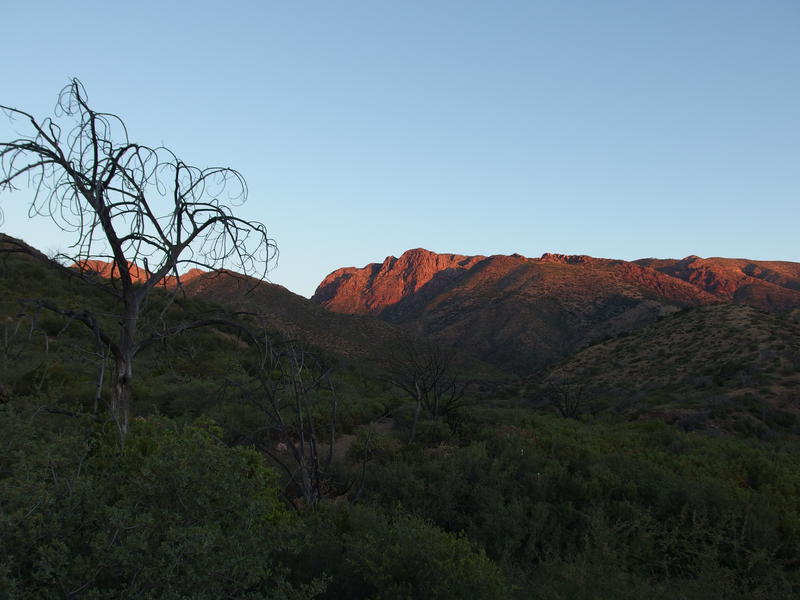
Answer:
[
  {"left": 312, "top": 249, "right": 800, "bottom": 373},
  {"left": 312, "top": 248, "right": 486, "bottom": 314},
  {"left": 316, "top": 251, "right": 800, "bottom": 316}
]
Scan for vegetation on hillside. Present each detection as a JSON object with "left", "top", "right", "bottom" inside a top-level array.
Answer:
[
  {"left": 1, "top": 237, "right": 799, "bottom": 598},
  {"left": 537, "top": 304, "right": 800, "bottom": 436}
]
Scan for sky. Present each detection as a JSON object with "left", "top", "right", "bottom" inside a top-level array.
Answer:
[{"left": 2, "top": 1, "right": 798, "bottom": 297}]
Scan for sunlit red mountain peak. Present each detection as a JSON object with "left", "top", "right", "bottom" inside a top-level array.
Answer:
[
  {"left": 73, "top": 259, "right": 208, "bottom": 287},
  {"left": 313, "top": 248, "right": 486, "bottom": 314}
]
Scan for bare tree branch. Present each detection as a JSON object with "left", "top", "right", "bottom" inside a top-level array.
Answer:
[
  {"left": 218, "top": 328, "right": 339, "bottom": 507},
  {"left": 384, "top": 336, "right": 472, "bottom": 443},
  {"left": 1, "top": 79, "right": 277, "bottom": 442}
]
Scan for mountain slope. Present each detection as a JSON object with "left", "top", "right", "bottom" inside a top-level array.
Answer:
[
  {"left": 312, "top": 249, "right": 716, "bottom": 372},
  {"left": 634, "top": 256, "right": 800, "bottom": 310},
  {"left": 312, "top": 249, "right": 800, "bottom": 374},
  {"left": 540, "top": 303, "right": 800, "bottom": 434},
  {"left": 181, "top": 270, "right": 416, "bottom": 365}
]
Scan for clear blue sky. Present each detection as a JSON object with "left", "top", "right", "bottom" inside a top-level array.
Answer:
[{"left": 2, "top": 1, "right": 798, "bottom": 297}]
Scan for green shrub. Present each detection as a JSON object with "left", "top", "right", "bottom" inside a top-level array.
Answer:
[
  {"left": 0, "top": 408, "right": 319, "bottom": 599},
  {"left": 298, "top": 504, "right": 508, "bottom": 600}
]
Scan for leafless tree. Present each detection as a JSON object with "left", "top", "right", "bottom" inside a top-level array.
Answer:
[
  {"left": 542, "top": 379, "right": 588, "bottom": 419},
  {"left": 0, "top": 79, "right": 276, "bottom": 441},
  {"left": 220, "top": 332, "right": 338, "bottom": 507},
  {"left": 385, "top": 336, "right": 470, "bottom": 443}
]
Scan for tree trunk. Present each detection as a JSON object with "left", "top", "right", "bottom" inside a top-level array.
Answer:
[
  {"left": 112, "top": 353, "right": 133, "bottom": 441},
  {"left": 409, "top": 399, "right": 422, "bottom": 444},
  {"left": 93, "top": 345, "right": 108, "bottom": 416},
  {"left": 112, "top": 301, "right": 139, "bottom": 444}
]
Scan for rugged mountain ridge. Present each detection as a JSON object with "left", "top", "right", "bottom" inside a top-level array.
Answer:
[
  {"left": 314, "top": 248, "right": 486, "bottom": 314},
  {"left": 634, "top": 256, "right": 800, "bottom": 310},
  {"left": 315, "top": 249, "right": 800, "bottom": 314},
  {"left": 312, "top": 249, "right": 800, "bottom": 373}
]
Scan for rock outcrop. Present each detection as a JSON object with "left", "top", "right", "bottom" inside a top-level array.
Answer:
[{"left": 312, "top": 248, "right": 486, "bottom": 314}]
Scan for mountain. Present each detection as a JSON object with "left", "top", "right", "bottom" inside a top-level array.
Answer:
[
  {"left": 312, "top": 249, "right": 800, "bottom": 373},
  {"left": 0, "top": 234, "right": 437, "bottom": 373},
  {"left": 314, "top": 249, "right": 486, "bottom": 314},
  {"left": 59, "top": 251, "right": 498, "bottom": 376}
]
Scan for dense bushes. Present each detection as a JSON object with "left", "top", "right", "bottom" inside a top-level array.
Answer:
[
  {"left": 353, "top": 414, "right": 800, "bottom": 597},
  {"left": 298, "top": 504, "right": 507, "bottom": 599},
  {"left": 0, "top": 404, "right": 511, "bottom": 599},
  {"left": 0, "top": 407, "right": 316, "bottom": 599}
]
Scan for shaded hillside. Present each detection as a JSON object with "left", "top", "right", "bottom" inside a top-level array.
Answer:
[
  {"left": 181, "top": 270, "right": 434, "bottom": 367},
  {"left": 541, "top": 304, "right": 800, "bottom": 435}
]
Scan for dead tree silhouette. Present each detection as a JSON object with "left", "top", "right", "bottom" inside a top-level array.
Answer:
[{"left": 0, "top": 79, "right": 276, "bottom": 441}]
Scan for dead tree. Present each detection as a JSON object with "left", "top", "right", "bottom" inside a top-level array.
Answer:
[
  {"left": 0, "top": 79, "right": 276, "bottom": 441},
  {"left": 542, "top": 379, "right": 588, "bottom": 419},
  {"left": 221, "top": 333, "right": 338, "bottom": 507},
  {"left": 385, "top": 337, "right": 470, "bottom": 443}
]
